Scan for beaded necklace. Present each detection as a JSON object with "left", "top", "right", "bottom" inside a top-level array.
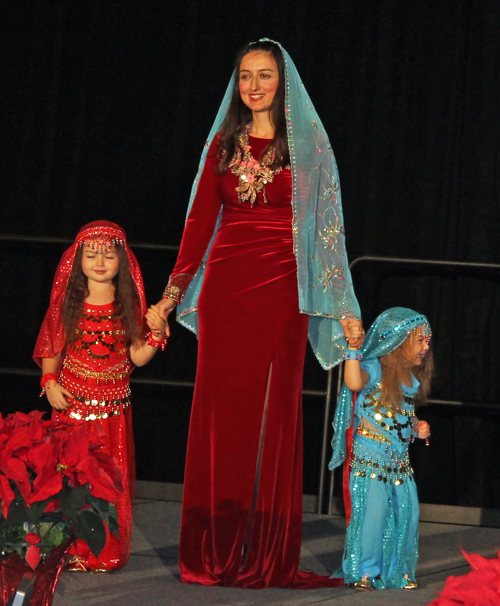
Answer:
[{"left": 229, "top": 127, "right": 283, "bottom": 207}]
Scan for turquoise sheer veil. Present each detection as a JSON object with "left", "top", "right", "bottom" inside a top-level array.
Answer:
[
  {"left": 329, "top": 307, "right": 431, "bottom": 470},
  {"left": 176, "top": 39, "right": 360, "bottom": 369}
]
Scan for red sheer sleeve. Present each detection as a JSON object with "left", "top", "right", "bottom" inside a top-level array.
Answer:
[{"left": 164, "top": 137, "right": 223, "bottom": 303}]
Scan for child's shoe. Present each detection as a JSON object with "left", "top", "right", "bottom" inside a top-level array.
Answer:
[
  {"left": 350, "top": 575, "right": 375, "bottom": 590},
  {"left": 402, "top": 574, "right": 419, "bottom": 590}
]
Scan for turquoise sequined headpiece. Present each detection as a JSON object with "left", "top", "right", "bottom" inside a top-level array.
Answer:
[
  {"left": 175, "top": 39, "right": 360, "bottom": 369},
  {"left": 329, "top": 307, "right": 431, "bottom": 470},
  {"left": 360, "top": 307, "right": 431, "bottom": 361}
]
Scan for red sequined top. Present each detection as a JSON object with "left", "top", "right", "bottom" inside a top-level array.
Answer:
[{"left": 58, "top": 302, "right": 133, "bottom": 422}]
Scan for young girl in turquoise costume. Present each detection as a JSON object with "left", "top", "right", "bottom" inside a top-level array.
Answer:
[{"left": 330, "top": 307, "right": 432, "bottom": 590}]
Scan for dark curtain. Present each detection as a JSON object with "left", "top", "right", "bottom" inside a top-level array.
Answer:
[{"left": 1, "top": 1, "right": 499, "bottom": 509}]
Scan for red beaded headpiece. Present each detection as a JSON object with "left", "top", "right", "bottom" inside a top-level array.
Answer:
[
  {"left": 33, "top": 221, "right": 147, "bottom": 367},
  {"left": 76, "top": 222, "right": 126, "bottom": 252}
]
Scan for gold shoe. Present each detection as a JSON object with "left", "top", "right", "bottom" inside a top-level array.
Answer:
[
  {"left": 350, "top": 575, "right": 374, "bottom": 591},
  {"left": 65, "top": 556, "right": 89, "bottom": 573},
  {"left": 402, "top": 574, "right": 419, "bottom": 590}
]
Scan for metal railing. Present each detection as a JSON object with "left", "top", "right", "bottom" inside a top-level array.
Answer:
[
  {"left": 318, "top": 255, "right": 500, "bottom": 516},
  {"left": 3, "top": 236, "right": 500, "bottom": 514}
]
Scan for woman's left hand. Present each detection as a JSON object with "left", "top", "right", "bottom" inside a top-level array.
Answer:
[
  {"left": 417, "top": 420, "right": 431, "bottom": 439},
  {"left": 339, "top": 319, "right": 365, "bottom": 349}
]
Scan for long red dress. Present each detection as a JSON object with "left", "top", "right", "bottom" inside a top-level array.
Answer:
[
  {"left": 52, "top": 302, "right": 135, "bottom": 571},
  {"left": 172, "top": 136, "right": 342, "bottom": 588}
]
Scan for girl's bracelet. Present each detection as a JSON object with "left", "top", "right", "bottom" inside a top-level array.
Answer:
[
  {"left": 342, "top": 349, "right": 364, "bottom": 361},
  {"left": 41, "top": 373, "right": 58, "bottom": 390},
  {"left": 40, "top": 373, "right": 58, "bottom": 396},
  {"left": 146, "top": 332, "right": 167, "bottom": 351}
]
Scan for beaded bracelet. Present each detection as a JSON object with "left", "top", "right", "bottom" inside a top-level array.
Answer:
[
  {"left": 146, "top": 332, "right": 167, "bottom": 351},
  {"left": 41, "top": 373, "right": 58, "bottom": 390},
  {"left": 342, "top": 349, "right": 364, "bottom": 361}
]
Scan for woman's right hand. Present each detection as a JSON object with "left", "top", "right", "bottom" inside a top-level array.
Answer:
[
  {"left": 155, "top": 298, "right": 177, "bottom": 319},
  {"left": 148, "top": 298, "right": 177, "bottom": 337},
  {"left": 45, "top": 381, "right": 75, "bottom": 410}
]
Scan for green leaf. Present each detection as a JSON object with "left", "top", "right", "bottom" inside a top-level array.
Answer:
[
  {"left": 43, "top": 524, "right": 66, "bottom": 549},
  {"left": 88, "top": 496, "right": 111, "bottom": 524},
  {"left": 38, "top": 522, "right": 53, "bottom": 538},
  {"left": 87, "top": 496, "right": 119, "bottom": 538},
  {"left": 73, "top": 510, "right": 106, "bottom": 557},
  {"left": 5, "top": 495, "right": 30, "bottom": 525},
  {"left": 60, "top": 485, "right": 88, "bottom": 520},
  {"left": 108, "top": 514, "right": 120, "bottom": 539},
  {"left": 26, "top": 497, "right": 55, "bottom": 523}
]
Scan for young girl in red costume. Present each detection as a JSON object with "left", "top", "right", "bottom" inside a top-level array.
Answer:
[{"left": 33, "top": 220, "right": 167, "bottom": 572}]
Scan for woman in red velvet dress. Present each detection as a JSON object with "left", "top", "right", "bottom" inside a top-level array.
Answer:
[
  {"left": 153, "top": 40, "right": 362, "bottom": 588},
  {"left": 34, "top": 221, "right": 167, "bottom": 572}
]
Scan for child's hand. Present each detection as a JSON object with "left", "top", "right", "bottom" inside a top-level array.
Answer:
[
  {"left": 146, "top": 304, "right": 168, "bottom": 339},
  {"left": 417, "top": 420, "right": 431, "bottom": 439},
  {"left": 346, "top": 320, "right": 365, "bottom": 350},
  {"left": 45, "top": 382, "right": 75, "bottom": 410}
]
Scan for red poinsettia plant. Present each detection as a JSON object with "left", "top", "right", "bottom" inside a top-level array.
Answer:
[
  {"left": 0, "top": 411, "right": 122, "bottom": 570},
  {"left": 428, "top": 549, "right": 500, "bottom": 606}
]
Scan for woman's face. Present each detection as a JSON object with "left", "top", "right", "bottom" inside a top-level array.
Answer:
[{"left": 238, "top": 51, "right": 279, "bottom": 114}]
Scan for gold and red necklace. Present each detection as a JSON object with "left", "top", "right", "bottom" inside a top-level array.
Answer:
[{"left": 229, "top": 127, "right": 283, "bottom": 207}]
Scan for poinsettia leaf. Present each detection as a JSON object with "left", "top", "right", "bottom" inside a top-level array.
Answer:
[
  {"left": 4, "top": 491, "right": 30, "bottom": 524},
  {"left": 0, "top": 475, "right": 15, "bottom": 518},
  {"left": 26, "top": 496, "right": 54, "bottom": 523},
  {"left": 87, "top": 495, "right": 111, "bottom": 524},
  {"left": 73, "top": 510, "right": 106, "bottom": 557},
  {"left": 25, "top": 532, "right": 41, "bottom": 545},
  {"left": 59, "top": 484, "right": 88, "bottom": 519},
  {"left": 107, "top": 511, "right": 120, "bottom": 539},
  {"left": 87, "top": 496, "right": 119, "bottom": 538},
  {"left": 26, "top": 545, "right": 40, "bottom": 569},
  {"left": 38, "top": 522, "right": 54, "bottom": 538},
  {"left": 43, "top": 523, "right": 68, "bottom": 550}
]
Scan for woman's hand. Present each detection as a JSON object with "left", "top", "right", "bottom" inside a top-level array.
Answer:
[
  {"left": 45, "top": 382, "right": 75, "bottom": 410},
  {"left": 417, "top": 420, "right": 431, "bottom": 439},
  {"left": 339, "top": 319, "right": 365, "bottom": 350},
  {"left": 155, "top": 297, "right": 177, "bottom": 324},
  {"left": 146, "top": 305, "right": 168, "bottom": 339}
]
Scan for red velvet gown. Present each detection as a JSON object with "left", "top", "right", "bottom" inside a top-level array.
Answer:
[
  {"left": 173, "top": 137, "right": 342, "bottom": 588},
  {"left": 52, "top": 303, "right": 135, "bottom": 571}
]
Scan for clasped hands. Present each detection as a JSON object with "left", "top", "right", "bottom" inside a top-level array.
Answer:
[{"left": 339, "top": 318, "right": 365, "bottom": 350}]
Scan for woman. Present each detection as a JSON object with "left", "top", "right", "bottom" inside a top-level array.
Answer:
[{"left": 154, "top": 39, "right": 362, "bottom": 588}]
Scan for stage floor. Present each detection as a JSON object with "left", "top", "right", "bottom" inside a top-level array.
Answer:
[{"left": 53, "top": 499, "right": 500, "bottom": 606}]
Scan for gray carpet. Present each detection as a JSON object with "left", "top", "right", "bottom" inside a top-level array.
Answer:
[{"left": 52, "top": 500, "right": 500, "bottom": 606}]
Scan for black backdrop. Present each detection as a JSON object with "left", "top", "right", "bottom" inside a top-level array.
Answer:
[{"left": 2, "top": 1, "right": 499, "bottom": 510}]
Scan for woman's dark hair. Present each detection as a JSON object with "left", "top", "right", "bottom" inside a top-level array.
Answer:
[
  {"left": 216, "top": 40, "right": 289, "bottom": 174},
  {"left": 62, "top": 245, "right": 142, "bottom": 347}
]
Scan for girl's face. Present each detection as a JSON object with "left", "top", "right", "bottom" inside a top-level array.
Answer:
[
  {"left": 239, "top": 51, "right": 279, "bottom": 115},
  {"left": 81, "top": 244, "right": 120, "bottom": 285},
  {"left": 404, "top": 328, "right": 431, "bottom": 366}
]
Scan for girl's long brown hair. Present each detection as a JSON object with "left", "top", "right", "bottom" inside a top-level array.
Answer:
[
  {"left": 61, "top": 246, "right": 142, "bottom": 347},
  {"left": 379, "top": 331, "right": 433, "bottom": 410},
  {"left": 216, "top": 40, "right": 289, "bottom": 174}
]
